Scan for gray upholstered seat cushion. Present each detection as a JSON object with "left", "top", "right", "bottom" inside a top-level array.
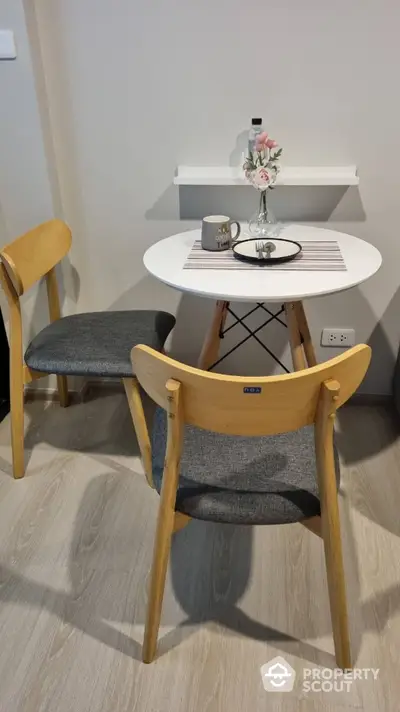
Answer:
[
  {"left": 25, "top": 310, "right": 175, "bottom": 377},
  {"left": 151, "top": 407, "right": 340, "bottom": 525}
]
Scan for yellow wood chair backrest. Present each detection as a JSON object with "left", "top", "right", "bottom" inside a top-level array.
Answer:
[
  {"left": 0, "top": 219, "right": 73, "bottom": 398},
  {"left": 131, "top": 344, "right": 371, "bottom": 437},
  {"left": 0, "top": 219, "right": 71, "bottom": 297}
]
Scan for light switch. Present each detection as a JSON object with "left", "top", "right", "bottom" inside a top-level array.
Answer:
[{"left": 0, "top": 30, "right": 17, "bottom": 60}]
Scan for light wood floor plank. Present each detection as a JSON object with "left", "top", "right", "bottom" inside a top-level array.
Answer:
[{"left": 0, "top": 397, "right": 399, "bottom": 711}]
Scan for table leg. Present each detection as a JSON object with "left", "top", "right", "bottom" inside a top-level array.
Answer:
[
  {"left": 295, "top": 301, "right": 317, "bottom": 368},
  {"left": 198, "top": 300, "right": 229, "bottom": 370},
  {"left": 285, "top": 301, "right": 317, "bottom": 371},
  {"left": 285, "top": 302, "right": 307, "bottom": 371}
]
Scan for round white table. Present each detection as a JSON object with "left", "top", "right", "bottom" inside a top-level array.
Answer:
[{"left": 144, "top": 224, "right": 382, "bottom": 372}]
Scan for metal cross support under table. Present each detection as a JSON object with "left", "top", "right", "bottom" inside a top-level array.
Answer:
[{"left": 197, "top": 300, "right": 317, "bottom": 373}]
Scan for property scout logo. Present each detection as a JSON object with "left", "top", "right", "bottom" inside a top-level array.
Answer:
[
  {"left": 261, "top": 657, "right": 296, "bottom": 692},
  {"left": 260, "top": 656, "right": 379, "bottom": 693}
]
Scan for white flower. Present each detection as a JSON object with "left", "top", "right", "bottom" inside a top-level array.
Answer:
[{"left": 251, "top": 166, "right": 273, "bottom": 191}]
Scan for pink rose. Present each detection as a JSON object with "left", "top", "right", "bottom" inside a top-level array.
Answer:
[
  {"left": 266, "top": 138, "right": 278, "bottom": 149},
  {"left": 251, "top": 166, "right": 272, "bottom": 190}
]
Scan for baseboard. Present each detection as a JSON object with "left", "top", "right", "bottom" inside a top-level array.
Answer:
[
  {"left": 24, "top": 386, "right": 85, "bottom": 405},
  {"left": 347, "top": 393, "right": 393, "bottom": 406},
  {"left": 24, "top": 378, "right": 124, "bottom": 404},
  {"left": 84, "top": 380, "right": 125, "bottom": 398}
]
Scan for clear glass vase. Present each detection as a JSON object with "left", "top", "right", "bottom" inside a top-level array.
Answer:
[{"left": 248, "top": 190, "right": 280, "bottom": 239}]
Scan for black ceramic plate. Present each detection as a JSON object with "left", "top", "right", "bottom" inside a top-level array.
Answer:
[{"left": 232, "top": 238, "right": 302, "bottom": 264}]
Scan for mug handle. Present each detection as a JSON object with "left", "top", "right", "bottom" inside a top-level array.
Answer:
[{"left": 230, "top": 221, "right": 241, "bottom": 243}]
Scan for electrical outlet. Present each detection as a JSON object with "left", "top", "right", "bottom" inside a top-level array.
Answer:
[{"left": 321, "top": 328, "right": 355, "bottom": 347}]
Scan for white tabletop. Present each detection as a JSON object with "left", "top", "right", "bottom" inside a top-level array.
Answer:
[{"left": 143, "top": 224, "right": 382, "bottom": 302}]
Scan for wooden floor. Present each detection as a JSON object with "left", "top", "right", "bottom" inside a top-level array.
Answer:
[{"left": 0, "top": 393, "right": 400, "bottom": 711}]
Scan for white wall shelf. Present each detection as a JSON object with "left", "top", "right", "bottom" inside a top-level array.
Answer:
[{"left": 174, "top": 165, "right": 359, "bottom": 187}]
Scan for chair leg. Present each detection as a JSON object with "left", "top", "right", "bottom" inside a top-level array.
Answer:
[
  {"left": 322, "top": 500, "right": 352, "bottom": 670},
  {"left": 300, "top": 515, "right": 322, "bottom": 537},
  {"left": 315, "top": 380, "right": 351, "bottom": 669},
  {"left": 123, "top": 377, "right": 154, "bottom": 487},
  {"left": 10, "top": 370, "right": 25, "bottom": 479},
  {"left": 143, "top": 496, "right": 176, "bottom": 663},
  {"left": 57, "top": 375, "right": 69, "bottom": 407},
  {"left": 143, "top": 378, "right": 183, "bottom": 663},
  {"left": 173, "top": 512, "right": 191, "bottom": 533}
]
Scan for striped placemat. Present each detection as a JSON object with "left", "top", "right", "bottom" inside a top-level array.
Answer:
[{"left": 184, "top": 240, "right": 347, "bottom": 271}]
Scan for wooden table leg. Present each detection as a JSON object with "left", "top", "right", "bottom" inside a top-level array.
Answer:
[
  {"left": 198, "top": 300, "right": 229, "bottom": 370},
  {"left": 295, "top": 301, "right": 317, "bottom": 368},
  {"left": 285, "top": 301, "right": 306, "bottom": 371},
  {"left": 285, "top": 301, "right": 317, "bottom": 371}
]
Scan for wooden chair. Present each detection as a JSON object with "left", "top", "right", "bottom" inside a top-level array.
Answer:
[
  {"left": 0, "top": 220, "right": 175, "bottom": 479},
  {"left": 128, "top": 343, "right": 371, "bottom": 666}
]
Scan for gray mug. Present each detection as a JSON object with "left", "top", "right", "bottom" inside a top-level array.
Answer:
[{"left": 201, "top": 215, "right": 241, "bottom": 251}]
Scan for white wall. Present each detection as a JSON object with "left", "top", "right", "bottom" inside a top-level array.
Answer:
[
  {"left": 0, "top": 0, "right": 54, "bottom": 238},
  {"left": 5, "top": 0, "right": 400, "bottom": 392},
  {"left": 0, "top": 0, "right": 78, "bottom": 390},
  {"left": 0, "top": 0, "right": 56, "bottom": 358}
]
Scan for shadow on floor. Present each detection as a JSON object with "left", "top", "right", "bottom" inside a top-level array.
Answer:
[
  {"left": 168, "top": 518, "right": 336, "bottom": 668},
  {"left": 3, "top": 390, "right": 146, "bottom": 479},
  {"left": 0, "top": 511, "right": 333, "bottom": 668},
  {"left": 2, "top": 388, "right": 400, "bottom": 666},
  {"left": 336, "top": 404, "right": 400, "bottom": 537},
  {"left": 1, "top": 465, "right": 399, "bottom": 669},
  {"left": 336, "top": 404, "right": 399, "bottom": 468}
]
